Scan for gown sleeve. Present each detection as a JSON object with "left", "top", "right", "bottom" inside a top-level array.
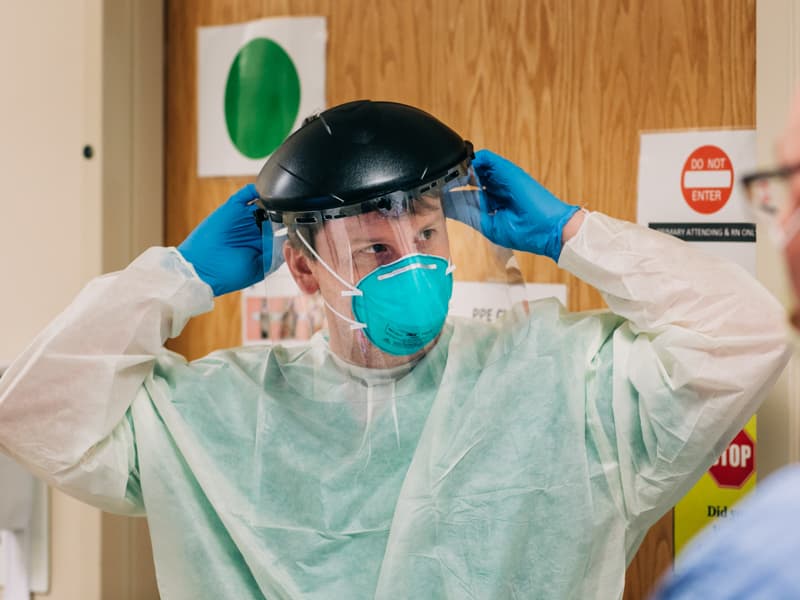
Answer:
[
  {"left": 558, "top": 212, "right": 791, "bottom": 550},
  {"left": 0, "top": 247, "right": 213, "bottom": 514}
]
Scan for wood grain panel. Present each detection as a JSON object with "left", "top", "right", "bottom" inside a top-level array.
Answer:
[{"left": 165, "top": 1, "right": 754, "bottom": 597}]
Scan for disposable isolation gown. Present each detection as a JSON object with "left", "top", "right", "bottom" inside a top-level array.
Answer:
[{"left": 0, "top": 213, "right": 790, "bottom": 599}]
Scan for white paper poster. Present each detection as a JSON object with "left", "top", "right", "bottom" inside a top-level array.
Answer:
[
  {"left": 637, "top": 130, "right": 756, "bottom": 274},
  {"left": 449, "top": 282, "right": 567, "bottom": 323},
  {"left": 198, "top": 17, "right": 327, "bottom": 177},
  {"left": 241, "top": 265, "right": 327, "bottom": 347}
]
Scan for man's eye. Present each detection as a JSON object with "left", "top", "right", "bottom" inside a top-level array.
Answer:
[{"left": 363, "top": 243, "right": 389, "bottom": 254}]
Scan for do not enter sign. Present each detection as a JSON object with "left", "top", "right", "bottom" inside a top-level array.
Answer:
[
  {"left": 709, "top": 429, "right": 755, "bottom": 488},
  {"left": 681, "top": 145, "right": 734, "bottom": 214}
]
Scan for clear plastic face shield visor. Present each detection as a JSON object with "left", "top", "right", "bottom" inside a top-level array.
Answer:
[{"left": 254, "top": 160, "right": 484, "bottom": 364}]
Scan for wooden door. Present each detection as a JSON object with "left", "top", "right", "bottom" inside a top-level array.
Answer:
[{"left": 165, "top": 1, "right": 754, "bottom": 597}]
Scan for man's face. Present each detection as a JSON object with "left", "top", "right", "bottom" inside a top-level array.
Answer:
[
  {"left": 285, "top": 196, "right": 451, "bottom": 367},
  {"left": 778, "top": 94, "right": 800, "bottom": 323}
]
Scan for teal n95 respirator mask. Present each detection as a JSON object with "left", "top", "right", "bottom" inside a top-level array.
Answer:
[{"left": 296, "top": 226, "right": 455, "bottom": 355}]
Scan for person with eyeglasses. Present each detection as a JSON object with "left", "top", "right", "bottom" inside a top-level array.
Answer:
[{"left": 651, "top": 93, "right": 800, "bottom": 599}]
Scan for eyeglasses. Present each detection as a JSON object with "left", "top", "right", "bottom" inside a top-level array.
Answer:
[{"left": 741, "top": 162, "right": 800, "bottom": 246}]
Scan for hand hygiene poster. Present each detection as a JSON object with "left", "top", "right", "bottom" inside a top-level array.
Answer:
[{"left": 637, "top": 129, "right": 757, "bottom": 556}]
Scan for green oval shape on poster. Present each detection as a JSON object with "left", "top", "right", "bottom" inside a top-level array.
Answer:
[{"left": 225, "top": 38, "right": 301, "bottom": 159}]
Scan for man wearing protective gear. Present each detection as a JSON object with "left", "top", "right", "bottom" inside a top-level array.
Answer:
[
  {"left": 0, "top": 100, "right": 790, "bottom": 599},
  {"left": 651, "top": 90, "right": 800, "bottom": 599}
]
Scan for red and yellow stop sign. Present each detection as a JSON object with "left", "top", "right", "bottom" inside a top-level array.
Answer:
[{"left": 708, "top": 429, "right": 755, "bottom": 488}]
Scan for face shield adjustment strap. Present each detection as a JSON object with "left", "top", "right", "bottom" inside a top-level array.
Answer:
[{"left": 253, "top": 208, "right": 268, "bottom": 231}]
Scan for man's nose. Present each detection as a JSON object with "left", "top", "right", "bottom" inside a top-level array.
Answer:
[{"left": 389, "top": 222, "right": 421, "bottom": 253}]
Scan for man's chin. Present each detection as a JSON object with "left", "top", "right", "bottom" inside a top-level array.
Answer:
[
  {"left": 329, "top": 327, "right": 442, "bottom": 370},
  {"left": 369, "top": 336, "right": 439, "bottom": 368}
]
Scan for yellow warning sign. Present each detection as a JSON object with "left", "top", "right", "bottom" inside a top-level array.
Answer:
[{"left": 674, "top": 415, "right": 757, "bottom": 556}]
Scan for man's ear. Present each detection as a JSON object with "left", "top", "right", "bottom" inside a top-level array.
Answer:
[{"left": 284, "top": 244, "right": 320, "bottom": 295}]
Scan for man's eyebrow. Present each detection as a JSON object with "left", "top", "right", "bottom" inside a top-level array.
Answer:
[
  {"left": 345, "top": 225, "right": 397, "bottom": 246},
  {"left": 347, "top": 235, "right": 384, "bottom": 246}
]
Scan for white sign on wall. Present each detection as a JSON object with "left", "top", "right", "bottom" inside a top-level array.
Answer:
[
  {"left": 198, "top": 17, "right": 327, "bottom": 177},
  {"left": 637, "top": 130, "right": 756, "bottom": 273},
  {"left": 449, "top": 281, "right": 567, "bottom": 323}
]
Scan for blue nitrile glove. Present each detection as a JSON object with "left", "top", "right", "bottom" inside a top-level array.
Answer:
[
  {"left": 178, "top": 184, "right": 269, "bottom": 296},
  {"left": 448, "top": 149, "right": 581, "bottom": 262}
]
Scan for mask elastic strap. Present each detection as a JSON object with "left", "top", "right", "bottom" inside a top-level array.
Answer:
[
  {"left": 295, "top": 230, "right": 363, "bottom": 297},
  {"left": 323, "top": 299, "right": 366, "bottom": 331},
  {"left": 371, "top": 256, "right": 457, "bottom": 282},
  {"left": 294, "top": 231, "right": 367, "bottom": 330}
]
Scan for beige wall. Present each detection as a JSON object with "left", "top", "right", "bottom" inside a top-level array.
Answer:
[
  {"left": 0, "top": 1, "right": 162, "bottom": 598},
  {"left": 0, "top": 3, "right": 102, "bottom": 598},
  {"left": 0, "top": 4, "right": 101, "bottom": 364}
]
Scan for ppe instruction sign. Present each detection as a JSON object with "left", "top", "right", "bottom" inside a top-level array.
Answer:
[
  {"left": 449, "top": 281, "right": 566, "bottom": 321},
  {"left": 637, "top": 129, "right": 757, "bottom": 556}
]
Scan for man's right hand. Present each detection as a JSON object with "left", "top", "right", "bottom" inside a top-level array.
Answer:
[{"left": 178, "top": 184, "right": 266, "bottom": 296}]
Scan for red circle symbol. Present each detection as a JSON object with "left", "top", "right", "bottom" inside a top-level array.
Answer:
[
  {"left": 708, "top": 430, "right": 755, "bottom": 489},
  {"left": 681, "top": 145, "right": 734, "bottom": 214}
]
